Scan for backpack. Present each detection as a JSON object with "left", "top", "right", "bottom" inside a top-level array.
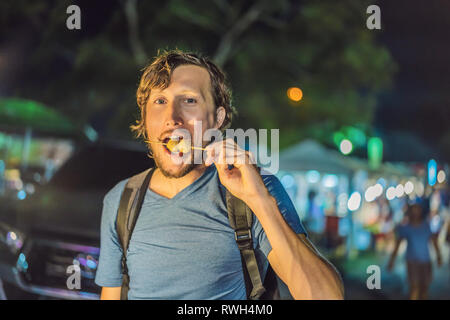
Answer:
[{"left": 116, "top": 167, "right": 284, "bottom": 300}]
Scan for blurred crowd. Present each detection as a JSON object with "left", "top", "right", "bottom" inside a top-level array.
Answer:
[{"left": 302, "top": 184, "right": 450, "bottom": 299}]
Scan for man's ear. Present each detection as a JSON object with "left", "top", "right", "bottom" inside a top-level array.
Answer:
[{"left": 214, "top": 106, "right": 226, "bottom": 129}]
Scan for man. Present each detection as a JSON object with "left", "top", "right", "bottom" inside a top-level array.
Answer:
[{"left": 95, "top": 50, "right": 344, "bottom": 300}]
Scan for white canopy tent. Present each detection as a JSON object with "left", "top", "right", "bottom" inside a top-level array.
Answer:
[{"left": 279, "top": 139, "right": 359, "bottom": 175}]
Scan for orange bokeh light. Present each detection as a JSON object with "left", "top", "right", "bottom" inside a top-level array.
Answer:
[{"left": 287, "top": 87, "right": 303, "bottom": 102}]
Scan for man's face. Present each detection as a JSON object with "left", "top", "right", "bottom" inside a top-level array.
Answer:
[{"left": 145, "top": 64, "right": 223, "bottom": 178}]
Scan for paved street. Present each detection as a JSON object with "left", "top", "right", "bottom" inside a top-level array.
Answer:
[{"left": 335, "top": 249, "right": 450, "bottom": 300}]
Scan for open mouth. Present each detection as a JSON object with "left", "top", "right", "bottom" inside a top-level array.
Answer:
[{"left": 162, "top": 136, "right": 189, "bottom": 156}]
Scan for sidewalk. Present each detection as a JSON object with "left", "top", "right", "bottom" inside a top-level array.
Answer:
[{"left": 335, "top": 250, "right": 450, "bottom": 300}]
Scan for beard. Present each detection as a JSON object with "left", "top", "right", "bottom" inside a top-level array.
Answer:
[{"left": 149, "top": 144, "right": 198, "bottom": 179}]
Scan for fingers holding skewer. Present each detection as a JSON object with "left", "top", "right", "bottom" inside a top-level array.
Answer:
[{"left": 204, "top": 139, "right": 255, "bottom": 168}]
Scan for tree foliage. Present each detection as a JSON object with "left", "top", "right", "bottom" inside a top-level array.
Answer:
[{"left": 0, "top": 0, "right": 396, "bottom": 148}]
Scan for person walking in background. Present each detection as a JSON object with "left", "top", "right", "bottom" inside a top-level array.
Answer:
[{"left": 387, "top": 203, "right": 443, "bottom": 300}]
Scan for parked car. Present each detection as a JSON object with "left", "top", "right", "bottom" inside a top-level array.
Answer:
[{"left": 0, "top": 139, "right": 153, "bottom": 299}]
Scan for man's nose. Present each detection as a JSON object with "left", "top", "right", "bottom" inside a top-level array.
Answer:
[{"left": 164, "top": 100, "right": 183, "bottom": 127}]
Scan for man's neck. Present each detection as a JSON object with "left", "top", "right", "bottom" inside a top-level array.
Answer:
[{"left": 149, "top": 165, "right": 209, "bottom": 199}]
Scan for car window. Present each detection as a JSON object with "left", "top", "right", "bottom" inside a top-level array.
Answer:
[{"left": 48, "top": 143, "right": 154, "bottom": 191}]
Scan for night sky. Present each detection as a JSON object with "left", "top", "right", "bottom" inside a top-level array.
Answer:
[{"left": 376, "top": 0, "right": 450, "bottom": 161}]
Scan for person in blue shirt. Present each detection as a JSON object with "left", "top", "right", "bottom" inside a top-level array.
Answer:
[
  {"left": 388, "top": 203, "right": 442, "bottom": 299},
  {"left": 95, "top": 49, "right": 343, "bottom": 300}
]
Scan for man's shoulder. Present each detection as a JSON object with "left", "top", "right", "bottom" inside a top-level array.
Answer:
[
  {"left": 259, "top": 170, "right": 284, "bottom": 193},
  {"left": 103, "top": 168, "right": 153, "bottom": 208},
  {"left": 103, "top": 177, "right": 130, "bottom": 211}
]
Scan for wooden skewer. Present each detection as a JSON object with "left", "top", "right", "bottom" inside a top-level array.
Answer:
[{"left": 145, "top": 139, "right": 207, "bottom": 151}]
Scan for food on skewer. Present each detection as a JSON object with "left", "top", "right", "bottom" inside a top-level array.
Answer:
[
  {"left": 146, "top": 138, "right": 234, "bottom": 166},
  {"left": 166, "top": 138, "right": 191, "bottom": 153},
  {"left": 146, "top": 137, "right": 206, "bottom": 153}
]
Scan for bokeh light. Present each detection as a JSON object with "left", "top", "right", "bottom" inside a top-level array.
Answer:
[
  {"left": 404, "top": 181, "right": 414, "bottom": 194},
  {"left": 347, "top": 192, "right": 362, "bottom": 211},
  {"left": 340, "top": 139, "right": 353, "bottom": 155},
  {"left": 386, "top": 186, "right": 396, "bottom": 200},
  {"left": 287, "top": 87, "right": 303, "bottom": 102},
  {"left": 437, "top": 170, "right": 446, "bottom": 183},
  {"left": 395, "top": 184, "right": 404, "bottom": 198}
]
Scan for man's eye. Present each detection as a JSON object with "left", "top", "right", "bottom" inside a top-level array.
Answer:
[
  {"left": 154, "top": 98, "right": 166, "bottom": 104},
  {"left": 184, "top": 98, "right": 197, "bottom": 104}
]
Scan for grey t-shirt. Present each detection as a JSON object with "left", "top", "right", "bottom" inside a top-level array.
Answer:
[{"left": 95, "top": 164, "right": 306, "bottom": 299}]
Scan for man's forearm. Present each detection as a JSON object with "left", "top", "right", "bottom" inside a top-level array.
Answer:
[{"left": 246, "top": 193, "right": 344, "bottom": 300}]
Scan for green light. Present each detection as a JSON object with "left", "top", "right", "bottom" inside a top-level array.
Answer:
[
  {"left": 368, "top": 137, "right": 383, "bottom": 169},
  {"left": 333, "top": 132, "right": 345, "bottom": 147},
  {"left": 0, "top": 98, "right": 75, "bottom": 133},
  {"left": 346, "top": 127, "right": 366, "bottom": 147}
]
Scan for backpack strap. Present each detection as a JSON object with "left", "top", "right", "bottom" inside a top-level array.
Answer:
[
  {"left": 116, "top": 167, "right": 155, "bottom": 300},
  {"left": 226, "top": 190, "right": 266, "bottom": 300}
]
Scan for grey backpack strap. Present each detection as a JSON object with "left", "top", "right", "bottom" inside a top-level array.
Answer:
[
  {"left": 226, "top": 190, "right": 266, "bottom": 300},
  {"left": 116, "top": 167, "right": 154, "bottom": 300}
]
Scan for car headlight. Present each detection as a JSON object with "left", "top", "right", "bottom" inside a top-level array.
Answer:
[{"left": 0, "top": 222, "right": 25, "bottom": 254}]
